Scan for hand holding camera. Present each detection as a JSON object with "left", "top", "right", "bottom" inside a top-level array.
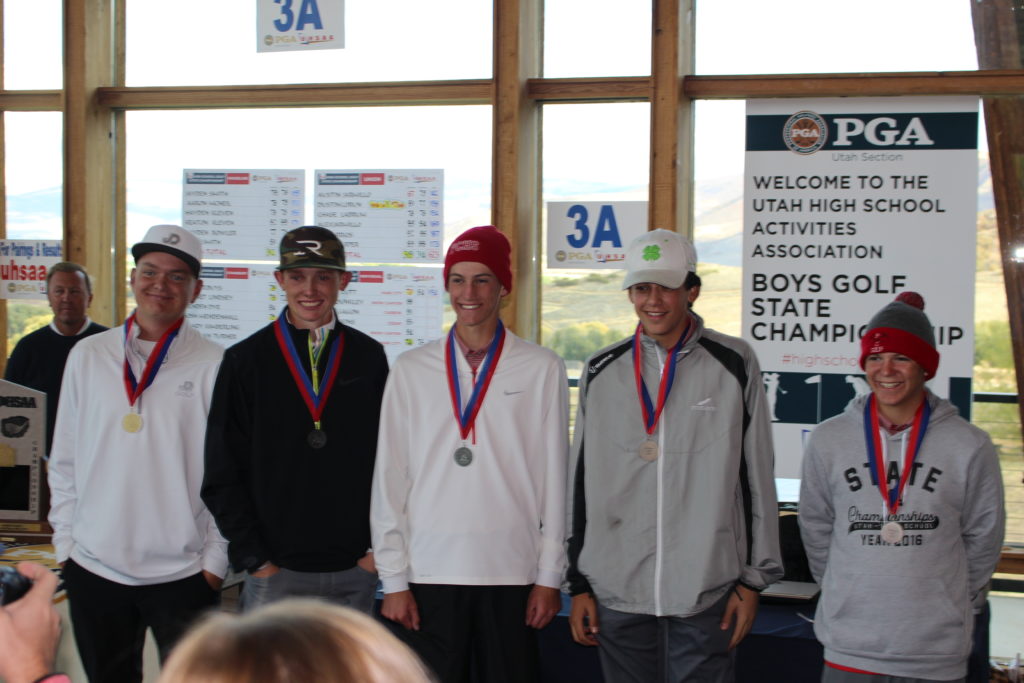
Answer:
[
  {"left": 0, "top": 564, "right": 32, "bottom": 605},
  {"left": 0, "top": 563, "right": 61, "bottom": 683}
]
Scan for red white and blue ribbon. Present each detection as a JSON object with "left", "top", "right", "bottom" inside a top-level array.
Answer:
[
  {"left": 273, "top": 310, "right": 344, "bottom": 427},
  {"left": 862, "top": 394, "right": 931, "bottom": 515},
  {"left": 122, "top": 312, "right": 183, "bottom": 408},
  {"left": 445, "top": 320, "right": 506, "bottom": 442},
  {"left": 632, "top": 316, "right": 694, "bottom": 437}
]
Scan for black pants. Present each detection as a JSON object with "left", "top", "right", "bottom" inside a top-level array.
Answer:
[
  {"left": 63, "top": 559, "right": 220, "bottom": 683},
  {"left": 386, "top": 583, "right": 539, "bottom": 683}
]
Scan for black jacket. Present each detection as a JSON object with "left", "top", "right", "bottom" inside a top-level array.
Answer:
[{"left": 202, "top": 316, "right": 388, "bottom": 573}]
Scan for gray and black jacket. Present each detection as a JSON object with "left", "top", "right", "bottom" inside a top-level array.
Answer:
[{"left": 566, "top": 313, "right": 783, "bottom": 616}]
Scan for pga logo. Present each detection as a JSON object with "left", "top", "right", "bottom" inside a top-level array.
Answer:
[{"left": 832, "top": 116, "right": 934, "bottom": 147}]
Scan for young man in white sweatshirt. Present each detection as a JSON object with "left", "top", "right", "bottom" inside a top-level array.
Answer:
[
  {"left": 372, "top": 225, "right": 569, "bottom": 683},
  {"left": 49, "top": 225, "right": 227, "bottom": 683}
]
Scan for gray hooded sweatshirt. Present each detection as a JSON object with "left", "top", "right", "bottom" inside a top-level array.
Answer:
[{"left": 799, "top": 390, "right": 1004, "bottom": 679}]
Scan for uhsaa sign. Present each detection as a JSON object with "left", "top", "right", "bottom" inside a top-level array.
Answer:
[
  {"left": 258, "top": 0, "right": 344, "bottom": 53},
  {"left": 547, "top": 201, "right": 647, "bottom": 269}
]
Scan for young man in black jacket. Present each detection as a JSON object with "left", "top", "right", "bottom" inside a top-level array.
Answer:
[{"left": 203, "top": 226, "right": 388, "bottom": 612}]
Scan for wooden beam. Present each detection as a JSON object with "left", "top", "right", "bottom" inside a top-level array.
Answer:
[
  {"left": 112, "top": 0, "right": 126, "bottom": 323},
  {"left": 526, "top": 76, "right": 651, "bottom": 102},
  {"left": 971, "top": 0, "right": 1024, "bottom": 471},
  {"left": 64, "top": 0, "right": 116, "bottom": 326},
  {"left": 685, "top": 70, "right": 1024, "bottom": 99},
  {"left": 90, "top": 71, "right": 1024, "bottom": 113},
  {"left": 98, "top": 81, "right": 492, "bottom": 110},
  {"left": 648, "top": 0, "right": 694, "bottom": 237},
  {"left": 998, "top": 549, "right": 1024, "bottom": 575},
  {"left": 492, "top": 0, "right": 540, "bottom": 340},
  {"left": 0, "top": 91, "right": 62, "bottom": 111}
]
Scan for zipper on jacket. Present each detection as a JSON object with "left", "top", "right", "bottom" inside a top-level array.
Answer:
[{"left": 654, "top": 342, "right": 666, "bottom": 616}]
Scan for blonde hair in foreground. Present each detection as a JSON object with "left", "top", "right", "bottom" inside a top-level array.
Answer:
[{"left": 159, "top": 598, "right": 434, "bottom": 683}]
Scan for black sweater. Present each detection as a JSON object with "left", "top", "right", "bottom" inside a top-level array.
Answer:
[{"left": 202, "top": 317, "right": 388, "bottom": 573}]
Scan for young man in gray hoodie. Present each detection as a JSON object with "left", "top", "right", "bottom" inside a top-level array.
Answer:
[{"left": 799, "top": 292, "right": 1005, "bottom": 682}]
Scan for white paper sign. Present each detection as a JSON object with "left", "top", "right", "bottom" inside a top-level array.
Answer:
[
  {"left": 183, "top": 170, "right": 305, "bottom": 262},
  {"left": 742, "top": 97, "right": 979, "bottom": 477},
  {"left": 188, "top": 263, "right": 444, "bottom": 360},
  {"left": 0, "top": 240, "right": 62, "bottom": 300},
  {"left": 314, "top": 170, "right": 443, "bottom": 263},
  {"left": 340, "top": 266, "right": 444, "bottom": 365},
  {"left": 257, "top": 0, "right": 344, "bottom": 53},
  {"left": 546, "top": 201, "right": 647, "bottom": 269}
]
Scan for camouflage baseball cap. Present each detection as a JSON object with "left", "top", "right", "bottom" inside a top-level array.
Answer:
[{"left": 278, "top": 226, "right": 346, "bottom": 271}]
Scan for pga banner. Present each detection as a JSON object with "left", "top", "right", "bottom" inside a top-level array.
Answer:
[
  {"left": 258, "top": 0, "right": 344, "bottom": 53},
  {"left": 742, "top": 97, "right": 979, "bottom": 477}
]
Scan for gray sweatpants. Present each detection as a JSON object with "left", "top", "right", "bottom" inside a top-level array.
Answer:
[{"left": 596, "top": 591, "right": 734, "bottom": 683}]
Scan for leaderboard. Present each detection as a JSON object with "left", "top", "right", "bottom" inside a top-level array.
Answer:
[
  {"left": 182, "top": 170, "right": 305, "bottom": 261},
  {"left": 192, "top": 264, "right": 443, "bottom": 365},
  {"left": 182, "top": 168, "right": 446, "bottom": 358},
  {"left": 314, "top": 170, "right": 443, "bottom": 262}
]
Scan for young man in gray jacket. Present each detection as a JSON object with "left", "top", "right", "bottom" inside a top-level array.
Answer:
[
  {"left": 799, "top": 292, "right": 1005, "bottom": 682},
  {"left": 567, "top": 229, "right": 783, "bottom": 682}
]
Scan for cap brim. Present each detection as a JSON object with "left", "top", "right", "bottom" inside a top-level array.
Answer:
[
  {"left": 622, "top": 269, "right": 687, "bottom": 290},
  {"left": 132, "top": 243, "right": 200, "bottom": 277},
  {"left": 277, "top": 261, "right": 347, "bottom": 271}
]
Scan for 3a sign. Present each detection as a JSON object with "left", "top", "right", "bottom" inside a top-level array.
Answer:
[
  {"left": 257, "top": 0, "right": 344, "bottom": 53},
  {"left": 547, "top": 201, "right": 647, "bottom": 269}
]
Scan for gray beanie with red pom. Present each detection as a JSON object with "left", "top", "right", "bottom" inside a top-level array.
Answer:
[{"left": 859, "top": 291, "right": 939, "bottom": 378}]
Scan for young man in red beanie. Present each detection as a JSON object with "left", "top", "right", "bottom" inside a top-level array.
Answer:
[
  {"left": 800, "top": 292, "right": 1005, "bottom": 683},
  {"left": 371, "top": 225, "right": 569, "bottom": 682}
]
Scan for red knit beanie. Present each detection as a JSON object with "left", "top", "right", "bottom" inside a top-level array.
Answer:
[
  {"left": 859, "top": 291, "right": 940, "bottom": 379},
  {"left": 443, "top": 226, "right": 513, "bottom": 293}
]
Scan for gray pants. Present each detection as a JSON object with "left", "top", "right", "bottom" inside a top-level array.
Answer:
[
  {"left": 596, "top": 591, "right": 734, "bottom": 683},
  {"left": 240, "top": 565, "right": 378, "bottom": 614},
  {"left": 822, "top": 668, "right": 965, "bottom": 683}
]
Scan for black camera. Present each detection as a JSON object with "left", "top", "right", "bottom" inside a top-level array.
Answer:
[{"left": 0, "top": 565, "right": 31, "bottom": 605}]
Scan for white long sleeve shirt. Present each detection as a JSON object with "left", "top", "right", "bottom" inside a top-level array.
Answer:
[
  {"left": 48, "top": 321, "right": 228, "bottom": 585},
  {"left": 371, "top": 330, "right": 569, "bottom": 593}
]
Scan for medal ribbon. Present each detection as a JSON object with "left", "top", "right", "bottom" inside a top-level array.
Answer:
[
  {"left": 445, "top": 320, "right": 506, "bottom": 441},
  {"left": 273, "top": 311, "right": 345, "bottom": 426},
  {"left": 122, "top": 312, "right": 184, "bottom": 408},
  {"left": 862, "top": 394, "right": 931, "bottom": 515},
  {"left": 632, "top": 317, "right": 694, "bottom": 436}
]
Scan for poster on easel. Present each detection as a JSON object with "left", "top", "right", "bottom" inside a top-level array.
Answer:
[{"left": 742, "top": 97, "right": 979, "bottom": 477}]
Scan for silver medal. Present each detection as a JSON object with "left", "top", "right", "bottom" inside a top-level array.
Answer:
[
  {"left": 454, "top": 446, "right": 473, "bottom": 467},
  {"left": 638, "top": 440, "right": 659, "bottom": 462},
  {"left": 880, "top": 521, "right": 904, "bottom": 543}
]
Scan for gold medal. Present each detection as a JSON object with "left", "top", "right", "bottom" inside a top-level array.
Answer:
[{"left": 122, "top": 413, "right": 143, "bottom": 433}]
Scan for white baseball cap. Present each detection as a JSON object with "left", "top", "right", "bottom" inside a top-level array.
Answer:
[
  {"left": 131, "top": 224, "right": 203, "bottom": 277},
  {"left": 621, "top": 228, "right": 697, "bottom": 290}
]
